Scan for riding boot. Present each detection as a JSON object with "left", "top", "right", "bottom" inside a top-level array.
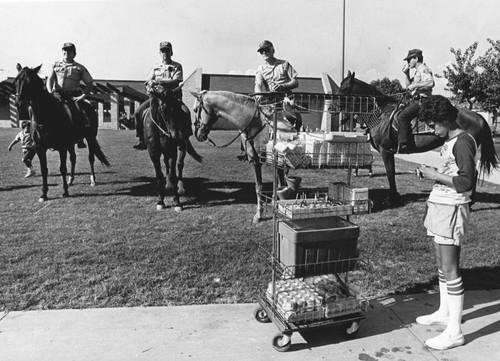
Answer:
[
  {"left": 397, "top": 101, "right": 420, "bottom": 153},
  {"left": 133, "top": 101, "right": 148, "bottom": 150}
]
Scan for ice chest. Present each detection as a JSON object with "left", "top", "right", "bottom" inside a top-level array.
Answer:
[{"left": 278, "top": 216, "right": 359, "bottom": 277}]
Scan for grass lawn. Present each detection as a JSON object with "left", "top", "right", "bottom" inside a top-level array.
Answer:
[{"left": 1, "top": 128, "right": 499, "bottom": 311}]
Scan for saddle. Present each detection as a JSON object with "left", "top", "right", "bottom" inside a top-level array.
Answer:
[{"left": 54, "top": 92, "right": 91, "bottom": 128}]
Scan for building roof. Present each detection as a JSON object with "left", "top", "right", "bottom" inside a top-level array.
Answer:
[{"left": 202, "top": 73, "right": 325, "bottom": 94}]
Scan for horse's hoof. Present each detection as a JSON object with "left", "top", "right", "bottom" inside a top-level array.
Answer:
[
  {"left": 253, "top": 215, "right": 262, "bottom": 224},
  {"left": 90, "top": 182, "right": 96, "bottom": 187},
  {"left": 368, "top": 172, "right": 373, "bottom": 178},
  {"left": 39, "top": 197, "right": 48, "bottom": 203},
  {"left": 68, "top": 177, "right": 74, "bottom": 186},
  {"left": 63, "top": 192, "right": 70, "bottom": 198},
  {"left": 156, "top": 203, "right": 166, "bottom": 211},
  {"left": 174, "top": 206, "right": 182, "bottom": 213}
]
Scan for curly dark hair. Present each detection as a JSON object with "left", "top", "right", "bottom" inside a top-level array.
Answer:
[{"left": 418, "top": 95, "right": 458, "bottom": 127}]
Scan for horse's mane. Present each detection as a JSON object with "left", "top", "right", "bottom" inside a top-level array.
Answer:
[
  {"left": 212, "top": 91, "right": 256, "bottom": 107},
  {"left": 351, "top": 74, "right": 399, "bottom": 107}
]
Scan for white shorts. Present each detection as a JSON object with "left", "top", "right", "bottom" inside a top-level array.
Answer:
[{"left": 426, "top": 203, "right": 469, "bottom": 246}]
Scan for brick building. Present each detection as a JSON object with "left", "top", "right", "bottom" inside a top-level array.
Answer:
[{"left": 0, "top": 69, "right": 339, "bottom": 131}]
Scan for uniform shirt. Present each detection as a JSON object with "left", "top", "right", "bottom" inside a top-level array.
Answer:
[
  {"left": 255, "top": 59, "right": 298, "bottom": 91},
  {"left": 428, "top": 132, "right": 477, "bottom": 205},
  {"left": 146, "top": 61, "right": 183, "bottom": 99},
  {"left": 411, "top": 63, "right": 434, "bottom": 97},
  {"left": 51, "top": 60, "right": 93, "bottom": 92},
  {"left": 13, "top": 129, "right": 34, "bottom": 150}
]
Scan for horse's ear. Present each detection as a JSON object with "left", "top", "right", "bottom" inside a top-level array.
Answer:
[
  {"left": 351, "top": 71, "right": 356, "bottom": 80},
  {"left": 33, "top": 64, "right": 42, "bottom": 73},
  {"left": 346, "top": 70, "right": 351, "bottom": 78},
  {"left": 16, "top": 63, "right": 22, "bottom": 72},
  {"left": 190, "top": 91, "right": 201, "bottom": 99}
]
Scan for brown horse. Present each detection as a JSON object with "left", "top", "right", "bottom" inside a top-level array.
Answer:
[
  {"left": 14, "top": 64, "right": 109, "bottom": 202},
  {"left": 140, "top": 86, "right": 202, "bottom": 211},
  {"left": 339, "top": 71, "right": 499, "bottom": 204},
  {"left": 191, "top": 90, "right": 295, "bottom": 223}
]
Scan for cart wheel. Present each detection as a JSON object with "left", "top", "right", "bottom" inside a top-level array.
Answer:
[
  {"left": 344, "top": 321, "right": 360, "bottom": 339},
  {"left": 253, "top": 307, "right": 270, "bottom": 323},
  {"left": 272, "top": 332, "right": 292, "bottom": 352}
]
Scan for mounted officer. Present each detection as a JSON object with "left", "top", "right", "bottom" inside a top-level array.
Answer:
[
  {"left": 133, "top": 41, "right": 192, "bottom": 150},
  {"left": 397, "top": 48, "right": 435, "bottom": 153},
  {"left": 46, "top": 42, "right": 94, "bottom": 148}
]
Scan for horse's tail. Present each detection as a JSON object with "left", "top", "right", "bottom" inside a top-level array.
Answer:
[
  {"left": 186, "top": 138, "right": 203, "bottom": 163},
  {"left": 478, "top": 119, "right": 499, "bottom": 178},
  {"left": 87, "top": 136, "right": 110, "bottom": 167}
]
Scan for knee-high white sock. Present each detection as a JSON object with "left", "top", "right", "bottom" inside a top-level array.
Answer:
[
  {"left": 437, "top": 270, "right": 449, "bottom": 316},
  {"left": 446, "top": 277, "right": 464, "bottom": 336}
]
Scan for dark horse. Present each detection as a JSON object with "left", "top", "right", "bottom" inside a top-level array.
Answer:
[
  {"left": 14, "top": 64, "right": 110, "bottom": 202},
  {"left": 339, "top": 71, "right": 499, "bottom": 204},
  {"left": 191, "top": 90, "right": 296, "bottom": 223},
  {"left": 140, "top": 85, "right": 203, "bottom": 211}
]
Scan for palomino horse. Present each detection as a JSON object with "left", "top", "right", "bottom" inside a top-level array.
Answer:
[
  {"left": 14, "top": 64, "right": 109, "bottom": 202},
  {"left": 339, "top": 71, "right": 499, "bottom": 204},
  {"left": 191, "top": 90, "right": 296, "bottom": 223},
  {"left": 140, "top": 86, "right": 202, "bottom": 211}
]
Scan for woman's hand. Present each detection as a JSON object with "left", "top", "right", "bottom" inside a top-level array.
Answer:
[{"left": 419, "top": 164, "right": 438, "bottom": 180}]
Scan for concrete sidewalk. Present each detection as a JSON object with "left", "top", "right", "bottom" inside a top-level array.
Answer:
[{"left": 1, "top": 290, "right": 499, "bottom": 361}]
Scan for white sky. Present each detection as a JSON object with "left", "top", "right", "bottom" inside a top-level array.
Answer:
[{"left": 1, "top": 0, "right": 500, "bottom": 95}]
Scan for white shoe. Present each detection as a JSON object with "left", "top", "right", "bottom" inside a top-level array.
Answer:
[
  {"left": 24, "top": 169, "right": 36, "bottom": 178},
  {"left": 416, "top": 311, "right": 449, "bottom": 326},
  {"left": 425, "top": 331, "right": 464, "bottom": 350}
]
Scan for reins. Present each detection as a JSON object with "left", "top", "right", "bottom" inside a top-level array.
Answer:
[{"left": 196, "top": 94, "right": 267, "bottom": 148}]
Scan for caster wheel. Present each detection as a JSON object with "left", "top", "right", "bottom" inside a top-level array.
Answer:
[
  {"left": 344, "top": 321, "right": 360, "bottom": 339},
  {"left": 272, "top": 332, "right": 291, "bottom": 352},
  {"left": 253, "top": 307, "right": 270, "bottom": 323}
]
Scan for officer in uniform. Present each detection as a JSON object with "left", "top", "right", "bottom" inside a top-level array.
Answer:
[
  {"left": 133, "top": 41, "right": 192, "bottom": 150},
  {"left": 46, "top": 42, "right": 94, "bottom": 148},
  {"left": 254, "top": 40, "right": 302, "bottom": 132},
  {"left": 398, "top": 48, "right": 435, "bottom": 153}
]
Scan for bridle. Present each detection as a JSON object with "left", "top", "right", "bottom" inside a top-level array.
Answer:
[{"left": 193, "top": 92, "right": 270, "bottom": 148}]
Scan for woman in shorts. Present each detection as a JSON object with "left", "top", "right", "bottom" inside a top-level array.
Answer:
[{"left": 416, "top": 95, "right": 477, "bottom": 350}]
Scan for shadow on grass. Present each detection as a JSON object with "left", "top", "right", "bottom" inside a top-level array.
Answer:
[
  {"left": 470, "top": 192, "right": 500, "bottom": 212},
  {"left": 368, "top": 188, "right": 428, "bottom": 213},
  {"left": 67, "top": 176, "right": 271, "bottom": 207},
  {"left": 0, "top": 183, "right": 58, "bottom": 192},
  {"left": 393, "top": 266, "right": 500, "bottom": 295}
]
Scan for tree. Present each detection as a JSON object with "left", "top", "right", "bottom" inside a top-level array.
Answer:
[
  {"left": 441, "top": 42, "right": 482, "bottom": 109},
  {"left": 475, "top": 39, "right": 500, "bottom": 112},
  {"left": 442, "top": 40, "right": 500, "bottom": 112},
  {"left": 370, "top": 77, "right": 404, "bottom": 96}
]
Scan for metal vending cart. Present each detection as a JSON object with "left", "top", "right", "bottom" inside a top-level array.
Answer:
[{"left": 254, "top": 93, "right": 378, "bottom": 352}]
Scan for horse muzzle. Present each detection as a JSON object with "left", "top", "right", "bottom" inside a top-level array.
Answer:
[{"left": 195, "top": 125, "right": 209, "bottom": 142}]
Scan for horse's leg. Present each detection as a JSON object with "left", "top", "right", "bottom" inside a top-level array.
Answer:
[
  {"left": 59, "top": 150, "right": 70, "bottom": 197},
  {"left": 165, "top": 158, "right": 173, "bottom": 191},
  {"left": 380, "top": 148, "right": 400, "bottom": 204},
  {"left": 151, "top": 154, "right": 167, "bottom": 210},
  {"left": 277, "top": 168, "right": 286, "bottom": 187},
  {"left": 37, "top": 149, "right": 49, "bottom": 202},
  {"left": 177, "top": 145, "right": 187, "bottom": 195},
  {"left": 166, "top": 149, "right": 182, "bottom": 213},
  {"left": 68, "top": 146, "right": 76, "bottom": 186},
  {"left": 252, "top": 162, "right": 264, "bottom": 223},
  {"left": 88, "top": 144, "right": 96, "bottom": 186}
]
